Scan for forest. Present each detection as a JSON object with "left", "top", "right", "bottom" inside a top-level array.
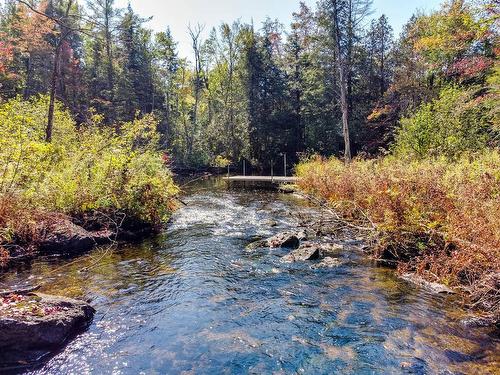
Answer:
[
  {"left": 0, "top": 0, "right": 499, "bottom": 369},
  {"left": 2, "top": 0, "right": 496, "bottom": 169}
]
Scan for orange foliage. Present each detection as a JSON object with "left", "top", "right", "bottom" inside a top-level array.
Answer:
[
  {"left": 367, "top": 105, "right": 391, "bottom": 122},
  {"left": 0, "top": 41, "right": 13, "bottom": 74},
  {"left": 296, "top": 153, "right": 500, "bottom": 313},
  {"left": 11, "top": 1, "right": 54, "bottom": 55}
]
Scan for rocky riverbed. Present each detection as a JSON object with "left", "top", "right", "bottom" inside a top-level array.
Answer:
[{"left": 0, "top": 179, "right": 498, "bottom": 374}]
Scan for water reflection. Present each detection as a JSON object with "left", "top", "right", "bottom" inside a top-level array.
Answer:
[{"left": 1, "top": 178, "right": 498, "bottom": 374}]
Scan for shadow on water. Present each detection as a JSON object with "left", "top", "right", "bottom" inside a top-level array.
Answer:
[{"left": 1, "top": 177, "right": 499, "bottom": 374}]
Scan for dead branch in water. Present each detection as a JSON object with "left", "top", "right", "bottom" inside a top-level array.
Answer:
[
  {"left": 179, "top": 173, "right": 212, "bottom": 189},
  {"left": 294, "top": 191, "right": 377, "bottom": 232}
]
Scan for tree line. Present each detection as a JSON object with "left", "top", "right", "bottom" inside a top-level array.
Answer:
[{"left": 0, "top": 0, "right": 497, "bottom": 169}]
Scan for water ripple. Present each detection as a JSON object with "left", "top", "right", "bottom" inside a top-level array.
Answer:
[{"left": 0, "top": 179, "right": 495, "bottom": 374}]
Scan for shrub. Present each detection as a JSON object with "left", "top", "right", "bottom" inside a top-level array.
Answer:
[
  {"left": 0, "top": 96, "right": 179, "bottom": 247},
  {"left": 393, "top": 86, "right": 496, "bottom": 159},
  {"left": 296, "top": 151, "right": 500, "bottom": 312},
  {"left": 212, "top": 155, "right": 232, "bottom": 168}
]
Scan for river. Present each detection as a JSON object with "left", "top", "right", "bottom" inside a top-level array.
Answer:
[{"left": 1, "top": 178, "right": 498, "bottom": 374}]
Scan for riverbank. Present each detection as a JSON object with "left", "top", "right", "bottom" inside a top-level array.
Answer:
[
  {"left": 0, "top": 96, "right": 179, "bottom": 268},
  {"left": 0, "top": 208, "right": 163, "bottom": 267},
  {"left": 295, "top": 152, "right": 500, "bottom": 325},
  {"left": 0, "top": 97, "right": 180, "bottom": 367}
]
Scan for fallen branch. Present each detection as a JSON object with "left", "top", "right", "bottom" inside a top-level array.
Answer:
[
  {"left": 179, "top": 173, "right": 212, "bottom": 189},
  {"left": 0, "top": 284, "right": 40, "bottom": 296},
  {"left": 294, "top": 191, "right": 376, "bottom": 232}
]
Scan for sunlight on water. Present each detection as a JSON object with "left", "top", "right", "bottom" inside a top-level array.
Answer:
[{"left": 1, "top": 178, "right": 498, "bottom": 374}]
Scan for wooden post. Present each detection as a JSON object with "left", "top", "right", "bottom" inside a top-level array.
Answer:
[
  {"left": 284, "top": 153, "right": 287, "bottom": 177},
  {"left": 243, "top": 159, "right": 246, "bottom": 176}
]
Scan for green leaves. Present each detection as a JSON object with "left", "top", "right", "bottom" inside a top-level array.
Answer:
[
  {"left": 393, "top": 86, "right": 495, "bottom": 160},
  {"left": 0, "top": 95, "right": 178, "bottom": 226}
]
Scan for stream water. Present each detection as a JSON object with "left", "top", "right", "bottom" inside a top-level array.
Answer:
[{"left": 1, "top": 178, "right": 498, "bottom": 374}]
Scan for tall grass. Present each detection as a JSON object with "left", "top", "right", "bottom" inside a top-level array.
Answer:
[{"left": 296, "top": 152, "right": 500, "bottom": 314}]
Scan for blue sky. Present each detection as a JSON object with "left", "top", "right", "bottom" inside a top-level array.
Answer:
[{"left": 116, "top": 0, "right": 444, "bottom": 59}]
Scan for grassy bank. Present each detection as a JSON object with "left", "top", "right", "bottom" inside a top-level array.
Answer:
[
  {"left": 0, "top": 96, "right": 179, "bottom": 265},
  {"left": 296, "top": 152, "right": 500, "bottom": 319}
]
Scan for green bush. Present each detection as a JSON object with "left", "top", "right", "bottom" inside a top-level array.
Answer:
[
  {"left": 0, "top": 96, "right": 178, "bottom": 226},
  {"left": 393, "top": 86, "right": 495, "bottom": 159}
]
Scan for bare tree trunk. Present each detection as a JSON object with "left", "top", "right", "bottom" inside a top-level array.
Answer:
[
  {"left": 380, "top": 30, "right": 385, "bottom": 97},
  {"left": 105, "top": 2, "right": 114, "bottom": 98},
  {"left": 23, "top": 55, "right": 32, "bottom": 99},
  {"left": 331, "top": 0, "right": 352, "bottom": 163},
  {"left": 346, "top": 0, "right": 354, "bottom": 124},
  {"left": 45, "top": 0, "right": 73, "bottom": 142},
  {"left": 150, "top": 60, "right": 155, "bottom": 112},
  {"left": 46, "top": 40, "right": 62, "bottom": 142},
  {"left": 293, "top": 45, "right": 304, "bottom": 152},
  {"left": 103, "top": 0, "right": 115, "bottom": 122},
  {"left": 188, "top": 24, "right": 204, "bottom": 160},
  {"left": 339, "top": 64, "right": 351, "bottom": 162}
]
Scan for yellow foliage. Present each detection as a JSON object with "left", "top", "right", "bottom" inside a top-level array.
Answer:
[
  {"left": 296, "top": 151, "right": 500, "bottom": 291},
  {"left": 0, "top": 96, "right": 179, "bottom": 227}
]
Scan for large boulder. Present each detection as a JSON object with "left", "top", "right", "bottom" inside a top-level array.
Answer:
[
  {"left": 0, "top": 293, "right": 95, "bottom": 350},
  {"left": 267, "top": 231, "right": 305, "bottom": 248},
  {"left": 38, "top": 217, "right": 112, "bottom": 255}
]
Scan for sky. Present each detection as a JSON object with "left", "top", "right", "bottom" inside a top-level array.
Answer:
[{"left": 115, "top": 0, "right": 444, "bottom": 59}]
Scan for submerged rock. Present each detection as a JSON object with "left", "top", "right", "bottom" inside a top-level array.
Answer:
[
  {"left": 460, "top": 315, "right": 499, "bottom": 328},
  {"left": 311, "top": 257, "right": 343, "bottom": 269},
  {"left": 265, "top": 220, "right": 279, "bottom": 227},
  {"left": 0, "top": 293, "right": 95, "bottom": 353},
  {"left": 401, "top": 273, "right": 456, "bottom": 294},
  {"left": 282, "top": 242, "right": 343, "bottom": 263}
]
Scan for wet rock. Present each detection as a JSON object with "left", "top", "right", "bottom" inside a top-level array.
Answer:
[
  {"left": 73, "top": 211, "right": 154, "bottom": 243},
  {"left": 400, "top": 361, "right": 426, "bottom": 373},
  {"left": 38, "top": 218, "right": 112, "bottom": 255},
  {"left": 401, "top": 273, "right": 456, "bottom": 294},
  {"left": 278, "top": 185, "right": 297, "bottom": 194},
  {"left": 444, "top": 349, "right": 477, "bottom": 363},
  {"left": 266, "top": 220, "right": 279, "bottom": 228},
  {"left": 0, "top": 293, "right": 95, "bottom": 352},
  {"left": 247, "top": 231, "right": 307, "bottom": 250},
  {"left": 282, "top": 243, "right": 343, "bottom": 263},
  {"left": 311, "top": 257, "right": 343, "bottom": 269},
  {"left": 282, "top": 243, "right": 321, "bottom": 262},
  {"left": 116, "top": 223, "right": 154, "bottom": 242},
  {"left": 268, "top": 231, "right": 306, "bottom": 248}
]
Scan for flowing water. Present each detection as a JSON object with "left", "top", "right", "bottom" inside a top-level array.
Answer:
[{"left": 1, "top": 178, "right": 498, "bottom": 374}]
